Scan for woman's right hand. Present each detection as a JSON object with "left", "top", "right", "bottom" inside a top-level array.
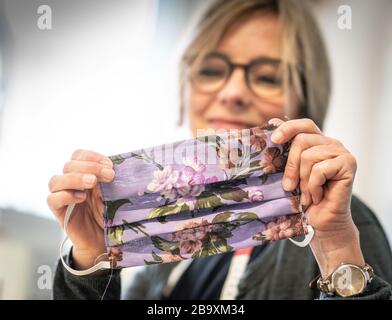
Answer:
[{"left": 47, "top": 149, "right": 115, "bottom": 270}]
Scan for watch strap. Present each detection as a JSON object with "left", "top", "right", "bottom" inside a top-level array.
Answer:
[{"left": 310, "top": 263, "right": 374, "bottom": 296}]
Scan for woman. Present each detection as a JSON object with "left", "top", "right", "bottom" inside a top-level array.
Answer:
[{"left": 48, "top": 0, "right": 392, "bottom": 299}]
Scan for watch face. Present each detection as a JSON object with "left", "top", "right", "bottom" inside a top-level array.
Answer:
[{"left": 332, "top": 265, "right": 366, "bottom": 297}]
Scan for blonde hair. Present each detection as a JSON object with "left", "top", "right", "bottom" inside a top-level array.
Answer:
[{"left": 178, "top": 0, "right": 330, "bottom": 129}]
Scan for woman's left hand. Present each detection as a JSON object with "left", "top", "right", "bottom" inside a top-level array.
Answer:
[{"left": 269, "top": 118, "right": 365, "bottom": 277}]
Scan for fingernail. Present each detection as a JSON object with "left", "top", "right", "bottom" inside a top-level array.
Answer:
[
  {"left": 74, "top": 191, "right": 85, "bottom": 199},
  {"left": 271, "top": 131, "right": 283, "bottom": 143},
  {"left": 83, "top": 174, "right": 96, "bottom": 185},
  {"left": 100, "top": 158, "right": 113, "bottom": 168},
  {"left": 101, "top": 168, "right": 115, "bottom": 181},
  {"left": 283, "top": 177, "right": 293, "bottom": 190}
]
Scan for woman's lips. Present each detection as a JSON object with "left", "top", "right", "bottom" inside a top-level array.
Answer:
[{"left": 207, "top": 119, "right": 255, "bottom": 130}]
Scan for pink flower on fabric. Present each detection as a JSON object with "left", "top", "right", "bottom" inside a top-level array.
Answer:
[
  {"left": 259, "top": 216, "right": 296, "bottom": 241},
  {"left": 261, "top": 147, "right": 287, "bottom": 174},
  {"left": 182, "top": 157, "right": 207, "bottom": 175},
  {"left": 205, "top": 176, "right": 219, "bottom": 184},
  {"left": 180, "top": 239, "right": 203, "bottom": 254},
  {"left": 147, "top": 157, "right": 218, "bottom": 208},
  {"left": 108, "top": 247, "right": 123, "bottom": 267},
  {"left": 159, "top": 253, "right": 183, "bottom": 263},
  {"left": 176, "top": 187, "right": 204, "bottom": 209},
  {"left": 248, "top": 186, "right": 264, "bottom": 202},
  {"left": 218, "top": 145, "right": 243, "bottom": 169},
  {"left": 171, "top": 219, "right": 214, "bottom": 255},
  {"left": 147, "top": 166, "right": 181, "bottom": 194},
  {"left": 288, "top": 195, "right": 301, "bottom": 213},
  {"left": 250, "top": 127, "right": 267, "bottom": 152}
]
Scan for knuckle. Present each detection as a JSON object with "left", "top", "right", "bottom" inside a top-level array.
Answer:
[
  {"left": 48, "top": 175, "right": 58, "bottom": 192},
  {"left": 47, "top": 193, "right": 59, "bottom": 211},
  {"left": 71, "top": 149, "right": 86, "bottom": 160},
  {"left": 302, "top": 118, "right": 316, "bottom": 129},
  {"left": 279, "top": 124, "right": 290, "bottom": 137},
  {"left": 345, "top": 153, "right": 357, "bottom": 170},
  {"left": 269, "top": 118, "right": 284, "bottom": 127},
  {"left": 63, "top": 161, "right": 72, "bottom": 173},
  {"left": 300, "top": 149, "right": 312, "bottom": 162},
  {"left": 284, "top": 162, "right": 298, "bottom": 179},
  {"left": 329, "top": 137, "right": 343, "bottom": 147},
  {"left": 299, "top": 179, "right": 308, "bottom": 190},
  {"left": 294, "top": 133, "right": 306, "bottom": 146},
  {"left": 313, "top": 162, "right": 326, "bottom": 174},
  {"left": 304, "top": 118, "right": 315, "bottom": 126},
  {"left": 46, "top": 194, "right": 53, "bottom": 208},
  {"left": 92, "top": 162, "right": 102, "bottom": 174},
  {"left": 307, "top": 174, "right": 319, "bottom": 190}
]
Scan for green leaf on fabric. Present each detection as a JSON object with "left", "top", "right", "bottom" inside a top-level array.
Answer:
[
  {"left": 219, "top": 187, "right": 248, "bottom": 202},
  {"left": 152, "top": 251, "right": 163, "bottom": 262},
  {"left": 157, "top": 216, "right": 167, "bottom": 224},
  {"left": 237, "top": 212, "right": 259, "bottom": 222},
  {"left": 212, "top": 239, "right": 233, "bottom": 253},
  {"left": 104, "top": 199, "right": 131, "bottom": 221},
  {"left": 123, "top": 220, "right": 150, "bottom": 236},
  {"left": 143, "top": 251, "right": 165, "bottom": 265},
  {"left": 250, "top": 160, "right": 261, "bottom": 168},
  {"left": 144, "top": 260, "right": 162, "bottom": 265},
  {"left": 109, "top": 155, "right": 126, "bottom": 165},
  {"left": 259, "top": 174, "right": 268, "bottom": 184},
  {"left": 107, "top": 226, "right": 124, "bottom": 245},
  {"left": 212, "top": 212, "right": 233, "bottom": 224},
  {"left": 250, "top": 152, "right": 260, "bottom": 159},
  {"left": 148, "top": 203, "right": 189, "bottom": 220},
  {"left": 191, "top": 250, "right": 202, "bottom": 259},
  {"left": 151, "top": 236, "right": 180, "bottom": 252},
  {"left": 194, "top": 194, "right": 222, "bottom": 210}
]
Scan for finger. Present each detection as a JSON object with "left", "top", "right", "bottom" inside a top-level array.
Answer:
[
  {"left": 271, "top": 118, "right": 322, "bottom": 144},
  {"left": 71, "top": 149, "right": 112, "bottom": 167},
  {"left": 268, "top": 118, "right": 285, "bottom": 127},
  {"left": 299, "top": 144, "right": 346, "bottom": 206},
  {"left": 63, "top": 160, "right": 115, "bottom": 182},
  {"left": 307, "top": 156, "right": 348, "bottom": 205},
  {"left": 282, "top": 133, "right": 330, "bottom": 191},
  {"left": 47, "top": 190, "right": 86, "bottom": 222},
  {"left": 48, "top": 172, "right": 97, "bottom": 193}
]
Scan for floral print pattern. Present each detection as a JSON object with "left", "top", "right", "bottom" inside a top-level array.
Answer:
[
  {"left": 252, "top": 214, "right": 307, "bottom": 241},
  {"left": 147, "top": 157, "right": 219, "bottom": 210},
  {"left": 261, "top": 147, "right": 287, "bottom": 174},
  {"left": 99, "top": 124, "right": 308, "bottom": 268}
]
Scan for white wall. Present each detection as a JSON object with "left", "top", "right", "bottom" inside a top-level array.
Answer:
[
  {"left": 0, "top": 0, "right": 191, "bottom": 218},
  {"left": 0, "top": 240, "right": 30, "bottom": 299},
  {"left": 313, "top": 0, "right": 392, "bottom": 243},
  {"left": 0, "top": 0, "right": 391, "bottom": 243}
]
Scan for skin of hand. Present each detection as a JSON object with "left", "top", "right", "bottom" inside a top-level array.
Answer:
[
  {"left": 47, "top": 12, "right": 365, "bottom": 276},
  {"left": 186, "top": 13, "right": 365, "bottom": 278},
  {"left": 47, "top": 150, "right": 115, "bottom": 269},
  {"left": 269, "top": 117, "right": 365, "bottom": 277}
]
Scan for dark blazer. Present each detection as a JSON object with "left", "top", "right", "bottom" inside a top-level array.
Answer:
[{"left": 53, "top": 195, "right": 392, "bottom": 300}]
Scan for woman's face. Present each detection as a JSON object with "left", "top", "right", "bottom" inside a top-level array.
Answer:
[{"left": 186, "top": 13, "right": 294, "bottom": 136}]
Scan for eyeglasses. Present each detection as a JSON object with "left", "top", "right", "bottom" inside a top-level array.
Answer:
[{"left": 190, "top": 53, "right": 284, "bottom": 100}]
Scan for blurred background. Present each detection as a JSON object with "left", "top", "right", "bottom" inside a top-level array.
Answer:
[{"left": 0, "top": 0, "right": 391, "bottom": 299}]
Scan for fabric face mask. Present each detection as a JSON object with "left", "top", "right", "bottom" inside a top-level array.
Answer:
[{"left": 60, "top": 124, "right": 313, "bottom": 275}]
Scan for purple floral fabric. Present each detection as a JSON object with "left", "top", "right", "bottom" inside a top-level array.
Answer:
[{"left": 99, "top": 124, "right": 308, "bottom": 268}]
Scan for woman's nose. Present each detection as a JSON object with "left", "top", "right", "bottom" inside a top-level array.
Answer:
[{"left": 216, "top": 68, "right": 252, "bottom": 112}]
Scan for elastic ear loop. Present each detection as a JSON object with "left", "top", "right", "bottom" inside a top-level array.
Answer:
[
  {"left": 288, "top": 207, "right": 315, "bottom": 248},
  {"left": 59, "top": 203, "right": 111, "bottom": 276},
  {"left": 289, "top": 224, "right": 314, "bottom": 247}
]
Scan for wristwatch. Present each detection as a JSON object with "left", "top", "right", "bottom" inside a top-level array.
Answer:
[{"left": 312, "top": 263, "right": 374, "bottom": 297}]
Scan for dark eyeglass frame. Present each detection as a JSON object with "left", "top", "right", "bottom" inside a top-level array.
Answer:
[{"left": 190, "top": 52, "right": 283, "bottom": 97}]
